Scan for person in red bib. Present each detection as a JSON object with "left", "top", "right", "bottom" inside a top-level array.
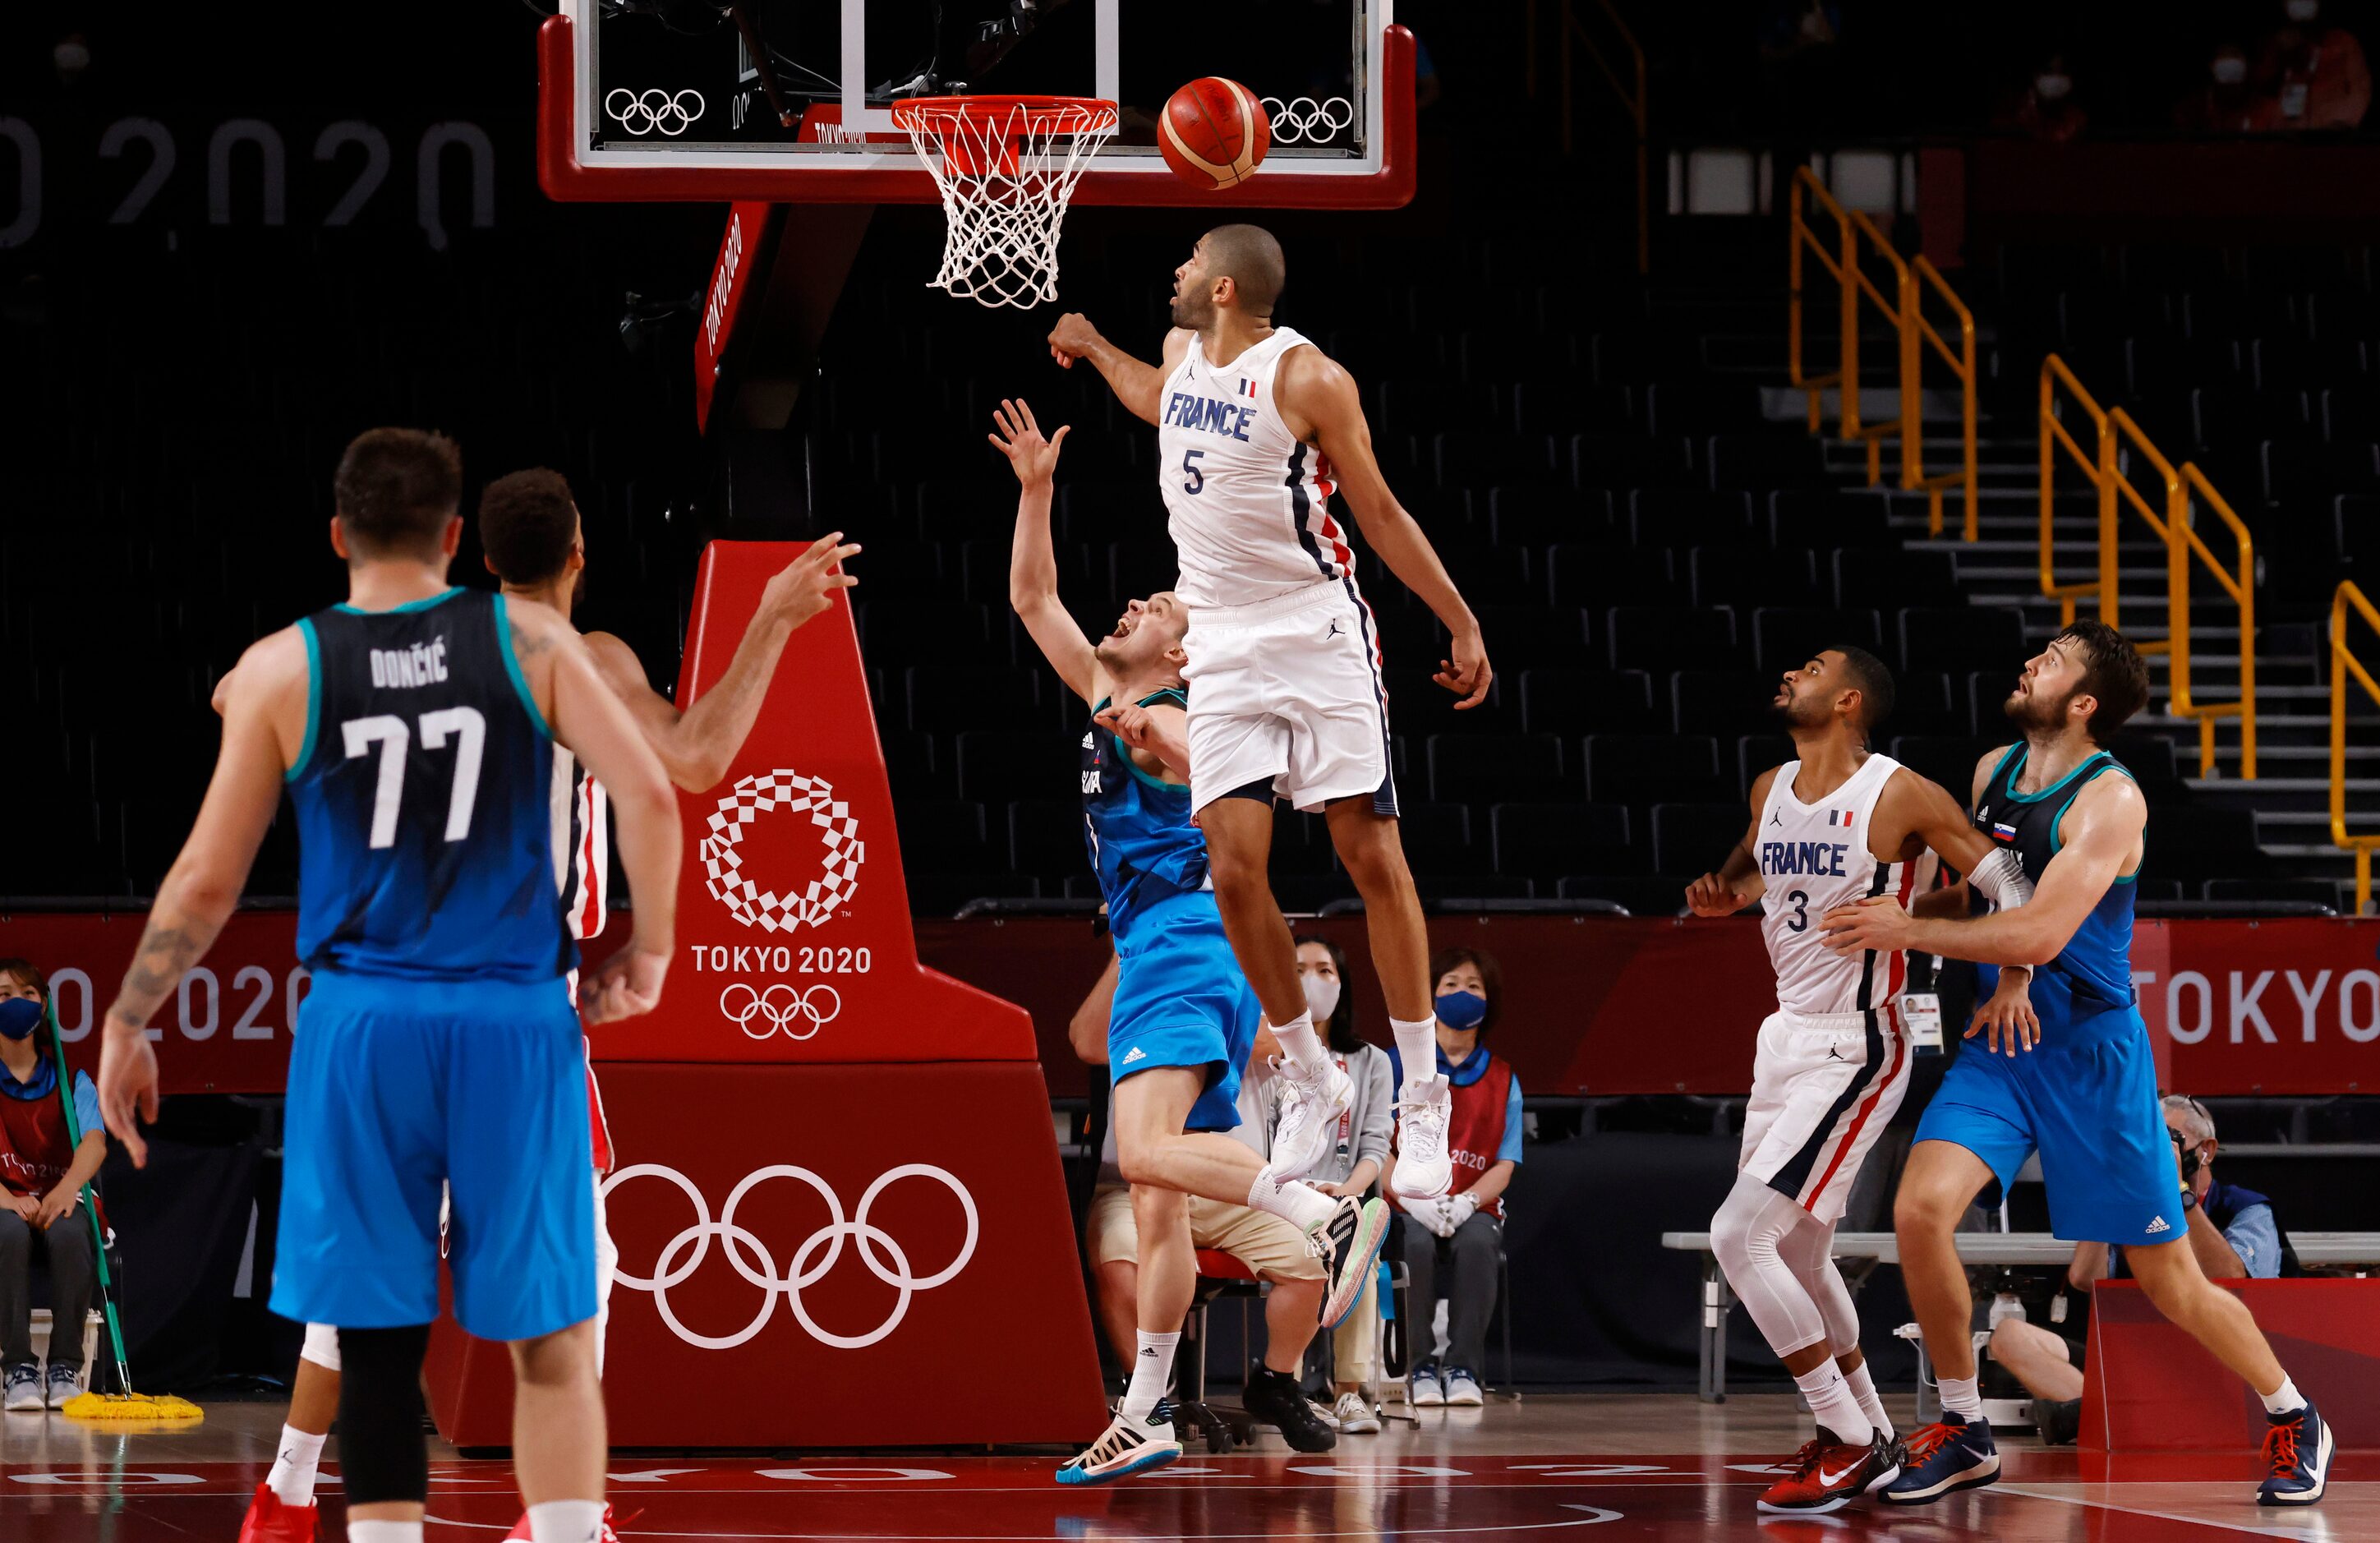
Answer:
[
  {"left": 1384, "top": 948, "right": 1521, "bottom": 1409},
  {"left": 0, "top": 960, "right": 107, "bottom": 1413}
]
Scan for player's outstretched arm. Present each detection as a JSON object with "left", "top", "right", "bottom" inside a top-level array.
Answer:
[
  {"left": 1278, "top": 348, "right": 1490, "bottom": 708},
  {"left": 99, "top": 629, "right": 306, "bottom": 1166},
  {"left": 1686, "top": 767, "right": 1774, "bottom": 916},
  {"left": 1045, "top": 316, "right": 1185, "bottom": 426},
  {"left": 514, "top": 599, "right": 680, "bottom": 1023},
  {"left": 992, "top": 398, "right": 1103, "bottom": 704},
  {"left": 1821, "top": 772, "right": 2144, "bottom": 967},
  {"left": 582, "top": 532, "right": 859, "bottom": 791}
]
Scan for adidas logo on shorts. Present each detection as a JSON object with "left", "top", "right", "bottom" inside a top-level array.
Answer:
[
  {"left": 1121, "top": 1046, "right": 1147, "bottom": 1065},
  {"left": 2146, "top": 1214, "right": 2171, "bottom": 1233}
]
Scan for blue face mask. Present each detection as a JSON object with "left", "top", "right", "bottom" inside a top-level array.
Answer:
[
  {"left": 1434, "top": 989, "right": 1488, "bottom": 1032},
  {"left": 0, "top": 997, "right": 44, "bottom": 1042}
]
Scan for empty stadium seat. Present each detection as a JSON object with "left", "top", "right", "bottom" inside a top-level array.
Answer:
[
  {"left": 1007, "top": 801, "right": 1086, "bottom": 877},
  {"left": 1898, "top": 606, "right": 2027, "bottom": 675},
  {"left": 905, "top": 666, "right": 1043, "bottom": 733},
  {"left": 1607, "top": 606, "right": 1743, "bottom": 672},
  {"left": 1650, "top": 802, "right": 1749, "bottom": 875},
  {"left": 1518, "top": 668, "right": 1657, "bottom": 735},
  {"left": 956, "top": 730, "right": 1080, "bottom": 804},
  {"left": 1428, "top": 735, "right": 1569, "bottom": 803},
  {"left": 1582, "top": 733, "right": 1722, "bottom": 805},
  {"left": 1752, "top": 606, "right": 1881, "bottom": 675},
  {"left": 1669, "top": 670, "right": 1773, "bottom": 736},
  {"left": 1490, "top": 802, "right": 1638, "bottom": 875}
]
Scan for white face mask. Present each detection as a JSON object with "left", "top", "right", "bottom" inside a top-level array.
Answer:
[
  {"left": 2213, "top": 58, "right": 2249, "bottom": 84},
  {"left": 2035, "top": 73, "right": 2073, "bottom": 101},
  {"left": 2288, "top": 0, "right": 2319, "bottom": 23},
  {"left": 1301, "top": 972, "right": 1342, "bottom": 1025}
]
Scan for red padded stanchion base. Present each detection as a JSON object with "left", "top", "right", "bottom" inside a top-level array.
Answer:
[
  {"left": 2081, "top": 1278, "right": 2380, "bottom": 1457},
  {"left": 426, "top": 1060, "right": 1107, "bottom": 1449}
]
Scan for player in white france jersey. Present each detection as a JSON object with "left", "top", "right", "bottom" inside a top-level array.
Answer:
[
  {"left": 1048, "top": 225, "right": 1489, "bottom": 1206},
  {"left": 1685, "top": 646, "right": 2034, "bottom": 1517}
]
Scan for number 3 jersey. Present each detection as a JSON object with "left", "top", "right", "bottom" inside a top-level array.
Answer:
[
  {"left": 1756, "top": 753, "right": 1935, "bottom": 1016},
  {"left": 288, "top": 588, "right": 575, "bottom": 983}
]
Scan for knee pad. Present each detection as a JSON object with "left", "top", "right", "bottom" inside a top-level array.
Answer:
[
  {"left": 336, "top": 1324, "right": 432, "bottom": 1506},
  {"left": 300, "top": 1321, "right": 343, "bottom": 1373}
]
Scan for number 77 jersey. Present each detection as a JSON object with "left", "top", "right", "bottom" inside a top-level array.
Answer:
[
  {"left": 1756, "top": 753, "right": 1936, "bottom": 1016},
  {"left": 288, "top": 588, "right": 576, "bottom": 984}
]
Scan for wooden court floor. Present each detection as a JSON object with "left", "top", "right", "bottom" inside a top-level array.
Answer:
[{"left": 2, "top": 1394, "right": 2368, "bottom": 1541}]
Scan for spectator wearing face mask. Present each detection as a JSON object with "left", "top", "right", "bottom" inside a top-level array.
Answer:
[
  {"left": 2255, "top": 0, "right": 2371, "bottom": 129},
  {"left": 1997, "top": 53, "right": 2089, "bottom": 142},
  {"left": 0, "top": 960, "right": 107, "bottom": 1413},
  {"left": 1264, "top": 937, "right": 1394, "bottom": 1433},
  {"left": 2178, "top": 42, "right": 2273, "bottom": 131},
  {"left": 1384, "top": 948, "right": 1522, "bottom": 1410}
]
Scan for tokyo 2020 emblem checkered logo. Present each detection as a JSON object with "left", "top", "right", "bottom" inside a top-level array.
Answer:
[{"left": 700, "top": 769, "right": 864, "bottom": 933}]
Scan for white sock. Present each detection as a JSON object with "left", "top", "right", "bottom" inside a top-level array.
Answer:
[
  {"left": 527, "top": 1499, "right": 607, "bottom": 1543},
  {"left": 1246, "top": 1171, "right": 1338, "bottom": 1232},
  {"left": 1389, "top": 1016, "right": 1438, "bottom": 1089},
  {"left": 2261, "top": 1375, "right": 2307, "bottom": 1416},
  {"left": 348, "top": 1524, "right": 423, "bottom": 1543},
  {"left": 1268, "top": 1011, "right": 1326, "bottom": 1077},
  {"left": 1793, "top": 1361, "right": 1871, "bottom": 1447},
  {"left": 1120, "top": 1330, "right": 1180, "bottom": 1421},
  {"left": 1842, "top": 1361, "right": 1892, "bottom": 1439},
  {"left": 1937, "top": 1372, "right": 1984, "bottom": 1421},
  {"left": 267, "top": 1424, "right": 327, "bottom": 1504}
]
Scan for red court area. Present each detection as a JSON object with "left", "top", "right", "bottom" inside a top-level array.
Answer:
[{"left": 5, "top": 1432, "right": 2373, "bottom": 1543}]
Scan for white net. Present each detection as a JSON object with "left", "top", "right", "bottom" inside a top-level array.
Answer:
[{"left": 892, "top": 97, "right": 1119, "bottom": 311}]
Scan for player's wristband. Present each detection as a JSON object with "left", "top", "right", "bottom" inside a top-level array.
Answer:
[{"left": 2179, "top": 1186, "right": 2200, "bottom": 1213}]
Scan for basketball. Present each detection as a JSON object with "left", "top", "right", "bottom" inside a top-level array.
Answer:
[{"left": 1159, "top": 77, "right": 1270, "bottom": 190}]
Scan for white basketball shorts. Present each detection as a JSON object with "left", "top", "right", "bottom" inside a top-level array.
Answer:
[
  {"left": 1739, "top": 1006, "right": 1910, "bottom": 1227},
  {"left": 1181, "top": 578, "right": 1397, "bottom": 818}
]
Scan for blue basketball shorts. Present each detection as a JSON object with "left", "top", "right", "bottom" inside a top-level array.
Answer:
[
  {"left": 1914, "top": 1006, "right": 2186, "bottom": 1247},
  {"left": 1108, "top": 894, "right": 1263, "bottom": 1134},
  {"left": 271, "top": 970, "right": 596, "bottom": 1343}
]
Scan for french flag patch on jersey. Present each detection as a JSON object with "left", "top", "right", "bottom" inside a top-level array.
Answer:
[
  {"left": 1236, "top": 377, "right": 1256, "bottom": 398},
  {"left": 1827, "top": 809, "right": 1856, "bottom": 828}
]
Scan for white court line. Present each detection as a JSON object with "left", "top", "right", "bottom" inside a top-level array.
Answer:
[
  {"left": 421, "top": 1507, "right": 1631, "bottom": 1538},
  {"left": 1999, "top": 1484, "right": 2349, "bottom": 1538}
]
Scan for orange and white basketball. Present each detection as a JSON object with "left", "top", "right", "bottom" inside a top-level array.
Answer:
[{"left": 1159, "top": 77, "right": 1270, "bottom": 191}]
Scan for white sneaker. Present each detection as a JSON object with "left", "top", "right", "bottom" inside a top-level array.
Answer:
[
  {"left": 1390, "top": 1075, "right": 1453, "bottom": 1200},
  {"left": 1335, "top": 1391, "right": 1383, "bottom": 1434},
  {"left": 1055, "top": 1403, "right": 1182, "bottom": 1485},
  {"left": 1442, "top": 1366, "right": 1484, "bottom": 1406},
  {"left": 1264, "top": 1055, "right": 1354, "bottom": 1184},
  {"left": 1408, "top": 1362, "right": 1446, "bottom": 1407},
  {"left": 3, "top": 1366, "right": 43, "bottom": 1412}
]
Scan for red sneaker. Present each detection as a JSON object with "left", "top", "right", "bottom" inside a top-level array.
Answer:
[
  {"left": 504, "top": 1505, "right": 624, "bottom": 1541},
  {"left": 237, "top": 1482, "right": 320, "bottom": 1543},
  {"left": 1755, "top": 1429, "right": 1898, "bottom": 1514}
]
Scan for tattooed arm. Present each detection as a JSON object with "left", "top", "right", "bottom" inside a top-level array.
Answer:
[{"left": 99, "top": 628, "right": 307, "bottom": 1166}]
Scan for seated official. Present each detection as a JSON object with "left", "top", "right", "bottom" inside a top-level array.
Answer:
[
  {"left": 1070, "top": 959, "right": 1334, "bottom": 1452},
  {"left": 0, "top": 960, "right": 108, "bottom": 1413},
  {"left": 1989, "top": 1094, "right": 2284, "bottom": 1443},
  {"left": 1386, "top": 947, "right": 1522, "bottom": 1410}
]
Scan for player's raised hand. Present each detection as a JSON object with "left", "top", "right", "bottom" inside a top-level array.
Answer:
[
  {"left": 1434, "top": 624, "right": 1493, "bottom": 709},
  {"left": 579, "top": 943, "right": 671, "bottom": 1025},
  {"left": 1093, "top": 702, "right": 1153, "bottom": 747},
  {"left": 1820, "top": 895, "right": 1914, "bottom": 956},
  {"left": 1685, "top": 873, "right": 1752, "bottom": 917},
  {"left": 1047, "top": 313, "right": 1100, "bottom": 368},
  {"left": 761, "top": 532, "right": 861, "bottom": 631},
  {"left": 97, "top": 1019, "right": 163, "bottom": 1168},
  {"left": 988, "top": 398, "right": 1071, "bottom": 486}
]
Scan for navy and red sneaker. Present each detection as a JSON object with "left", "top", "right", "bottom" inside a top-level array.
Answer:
[
  {"left": 1878, "top": 1412, "right": 2000, "bottom": 1506},
  {"left": 1755, "top": 1428, "right": 1899, "bottom": 1514},
  {"left": 2258, "top": 1403, "right": 2333, "bottom": 1507}
]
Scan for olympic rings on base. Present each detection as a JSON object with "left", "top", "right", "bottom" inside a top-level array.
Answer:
[
  {"left": 602, "top": 1163, "right": 980, "bottom": 1351},
  {"left": 719, "top": 982, "right": 842, "bottom": 1041}
]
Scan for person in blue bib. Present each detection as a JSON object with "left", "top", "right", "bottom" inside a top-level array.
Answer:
[
  {"left": 992, "top": 399, "right": 1387, "bottom": 1485},
  {"left": 1822, "top": 622, "right": 2330, "bottom": 1510}
]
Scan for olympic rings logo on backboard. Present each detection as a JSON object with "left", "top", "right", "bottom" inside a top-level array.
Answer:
[
  {"left": 1262, "top": 96, "right": 1355, "bottom": 145},
  {"left": 605, "top": 88, "right": 707, "bottom": 137},
  {"left": 700, "top": 769, "right": 863, "bottom": 933},
  {"left": 720, "top": 982, "right": 840, "bottom": 1041},
  {"left": 602, "top": 1163, "right": 979, "bottom": 1351}
]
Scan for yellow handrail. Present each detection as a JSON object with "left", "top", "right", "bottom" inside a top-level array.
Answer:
[
  {"left": 2039, "top": 354, "right": 2259, "bottom": 779},
  {"left": 1788, "top": 168, "right": 1977, "bottom": 529},
  {"left": 2172, "top": 465, "right": 2257, "bottom": 779},
  {"left": 2332, "top": 582, "right": 2380, "bottom": 912},
  {"left": 1556, "top": 1, "right": 1647, "bottom": 275}
]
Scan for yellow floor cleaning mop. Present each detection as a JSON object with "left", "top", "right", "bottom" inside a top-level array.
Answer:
[{"left": 44, "top": 998, "right": 201, "bottom": 1422}]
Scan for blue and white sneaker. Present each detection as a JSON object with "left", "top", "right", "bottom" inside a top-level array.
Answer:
[
  {"left": 2258, "top": 1403, "right": 2333, "bottom": 1507},
  {"left": 1056, "top": 1402, "right": 1181, "bottom": 1486},
  {"left": 1878, "top": 1412, "right": 1999, "bottom": 1506}
]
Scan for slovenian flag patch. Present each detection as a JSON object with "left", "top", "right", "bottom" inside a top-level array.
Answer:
[{"left": 1993, "top": 822, "right": 2019, "bottom": 841}]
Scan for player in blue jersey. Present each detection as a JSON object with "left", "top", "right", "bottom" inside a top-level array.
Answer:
[
  {"left": 992, "top": 399, "right": 1386, "bottom": 1483},
  {"left": 1822, "top": 623, "right": 2330, "bottom": 1509},
  {"left": 94, "top": 429, "right": 684, "bottom": 1543}
]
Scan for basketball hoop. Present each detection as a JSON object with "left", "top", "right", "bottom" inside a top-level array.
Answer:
[{"left": 891, "top": 96, "right": 1119, "bottom": 310}]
